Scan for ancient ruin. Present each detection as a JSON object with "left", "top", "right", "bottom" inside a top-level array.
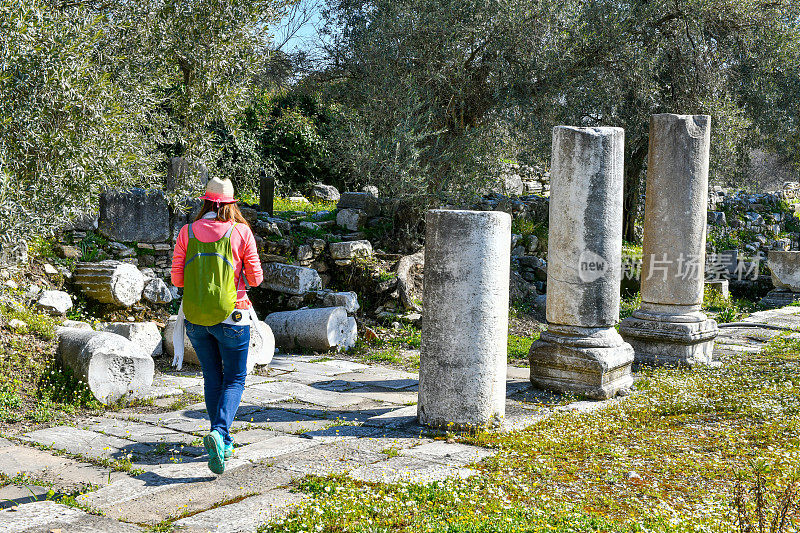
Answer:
[
  {"left": 418, "top": 210, "right": 511, "bottom": 429},
  {"left": 528, "top": 126, "right": 634, "bottom": 399},
  {"left": 619, "top": 114, "right": 719, "bottom": 366}
]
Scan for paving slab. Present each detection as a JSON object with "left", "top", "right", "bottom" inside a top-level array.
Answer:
[
  {"left": 130, "top": 404, "right": 247, "bottom": 434},
  {"left": 227, "top": 428, "right": 282, "bottom": 445},
  {"left": 239, "top": 387, "right": 294, "bottom": 406},
  {"left": 0, "top": 484, "right": 51, "bottom": 509},
  {"left": 364, "top": 405, "right": 419, "bottom": 428},
  {"left": 332, "top": 368, "right": 419, "bottom": 390},
  {"left": 155, "top": 374, "right": 205, "bottom": 389},
  {"left": 79, "top": 417, "right": 200, "bottom": 447},
  {"left": 233, "top": 434, "right": 321, "bottom": 463},
  {"left": 1, "top": 500, "right": 144, "bottom": 532},
  {"left": 172, "top": 488, "right": 307, "bottom": 533},
  {"left": 0, "top": 445, "right": 126, "bottom": 492},
  {"left": 233, "top": 408, "right": 327, "bottom": 434},
  {"left": 272, "top": 440, "right": 386, "bottom": 476},
  {"left": 299, "top": 424, "right": 385, "bottom": 442},
  {"left": 401, "top": 441, "right": 495, "bottom": 466},
  {"left": 21, "top": 426, "right": 156, "bottom": 463},
  {"left": 348, "top": 455, "right": 477, "bottom": 483},
  {"left": 248, "top": 381, "right": 366, "bottom": 408},
  {"left": 82, "top": 463, "right": 295, "bottom": 525},
  {"left": 313, "top": 379, "right": 366, "bottom": 392},
  {"left": 77, "top": 457, "right": 248, "bottom": 510},
  {"left": 507, "top": 365, "right": 530, "bottom": 380},
  {"left": 343, "top": 387, "right": 417, "bottom": 405}
]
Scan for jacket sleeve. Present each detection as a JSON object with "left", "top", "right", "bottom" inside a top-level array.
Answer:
[
  {"left": 170, "top": 225, "right": 189, "bottom": 287},
  {"left": 239, "top": 225, "right": 264, "bottom": 287}
]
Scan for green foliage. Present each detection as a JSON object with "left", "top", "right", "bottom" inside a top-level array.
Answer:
[
  {"left": 38, "top": 360, "right": 102, "bottom": 410},
  {"left": 0, "top": 0, "right": 291, "bottom": 244},
  {"left": 620, "top": 292, "right": 642, "bottom": 320},
  {"left": 262, "top": 333, "right": 800, "bottom": 531},
  {"left": 507, "top": 335, "right": 538, "bottom": 361},
  {"left": 702, "top": 288, "right": 758, "bottom": 324},
  {"left": 241, "top": 90, "right": 342, "bottom": 191}
]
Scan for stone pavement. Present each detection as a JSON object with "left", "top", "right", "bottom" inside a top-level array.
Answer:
[
  {"left": 3, "top": 306, "right": 799, "bottom": 532},
  {"left": 0, "top": 354, "right": 542, "bottom": 532}
]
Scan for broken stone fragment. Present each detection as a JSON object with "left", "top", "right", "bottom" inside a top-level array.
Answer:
[
  {"left": 56, "top": 328, "right": 154, "bottom": 404},
  {"left": 264, "top": 307, "right": 356, "bottom": 352},
  {"left": 74, "top": 260, "right": 145, "bottom": 307},
  {"left": 36, "top": 290, "right": 73, "bottom": 315},
  {"left": 101, "top": 322, "right": 163, "bottom": 357}
]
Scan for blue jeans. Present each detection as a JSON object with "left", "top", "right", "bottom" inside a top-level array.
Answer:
[{"left": 184, "top": 320, "right": 250, "bottom": 445}]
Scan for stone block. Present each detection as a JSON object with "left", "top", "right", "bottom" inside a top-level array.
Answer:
[
  {"left": 261, "top": 263, "right": 322, "bottom": 295},
  {"left": 337, "top": 191, "right": 380, "bottom": 217},
  {"left": 36, "top": 290, "right": 72, "bottom": 315},
  {"left": 329, "top": 240, "right": 373, "bottom": 260},
  {"left": 336, "top": 208, "right": 366, "bottom": 231},
  {"left": 322, "top": 291, "right": 360, "bottom": 313},
  {"left": 142, "top": 277, "right": 173, "bottom": 304},
  {"left": 101, "top": 322, "right": 163, "bottom": 357},
  {"left": 57, "top": 328, "right": 155, "bottom": 404},
  {"left": 310, "top": 183, "right": 341, "bottom": 202},
  {"left": 768, "top": 250, "right": 800, "bottom": 292},
  {"left": 99, "top": 188, "right": 170, "bottom": 243}
]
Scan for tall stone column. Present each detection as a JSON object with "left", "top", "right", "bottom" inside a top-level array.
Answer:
[
  {"left": 619, "top": 114, "right": 718, "bottom": 365},
  {"left": 529, "top": 126, "right": 633, "bottom": 399},
  {"left": 418, "top": 210, "right": 510, "bottom": 430}
]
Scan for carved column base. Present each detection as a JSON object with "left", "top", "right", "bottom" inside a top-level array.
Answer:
[
  {"left": 529, "top": 325, "right": 634, "bottom": 400},
  {"left": 619, "top": 309, "right": 718, "bottom": 366}
]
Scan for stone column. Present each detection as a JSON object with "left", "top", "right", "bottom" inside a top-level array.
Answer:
[
  {"left": 418, "top": 210, "right": 510, "bottom": 430},
  {"left": 619, "top": 114, "right": 718, "bottom": 365},
  {"left": 529, "top": 126, "right": 633, "bottom": 399}
]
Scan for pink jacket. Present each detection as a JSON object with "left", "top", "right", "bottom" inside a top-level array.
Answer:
[{"left": 171, "top": 217, "right": 263, "bottom": 309}]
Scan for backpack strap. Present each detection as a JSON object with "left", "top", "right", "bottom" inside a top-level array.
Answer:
[{"left": 223, "top": 222, "right": 237, "bottom": 239}]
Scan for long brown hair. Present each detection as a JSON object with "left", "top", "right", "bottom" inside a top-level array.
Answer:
[{"left": 194, "top": 200, "right": 250, "bottom": 228}]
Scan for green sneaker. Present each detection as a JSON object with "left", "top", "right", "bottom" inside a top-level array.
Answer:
[
  {"left": 224, "top": 442, "right": 234, "bottom": 459},
  {"left": 204, "top": 430, "right": 225, "bottom": 475}
]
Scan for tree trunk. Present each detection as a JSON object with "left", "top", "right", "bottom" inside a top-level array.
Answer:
[{"left": 623, "top": 139, "right": 648, "bottom": 243}]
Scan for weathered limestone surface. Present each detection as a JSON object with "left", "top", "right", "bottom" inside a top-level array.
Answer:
[
  {"left": 99, "top": 188, "right": 170, "bottom": 243},
  {"left": 337, "top": 191, "right": 380, "bottom": 217},
  {"left": 261, "top": 262, "right": 322, "bottom": 295},
  {"left": 74, "top": 260, "right": 145, "bottom": 307},
  {"left": 265, "top": 307, "right": 356, "bottom": 352},
  {"left": 418, "top": 210, "right": 510, "bottom": 429},
  {"left": 619, "top": 114, "right": 718, "bottom": 365},
  {"left": 322, "top": 291, "right": 360, "bottom": 313},
  {"left": 57, "top": 328, "right": 154, "bottom": 404},
  {"left": 102, "top": 322, "right": 163, "bottom": 357},
  {"left": 768, "top": 251, "right": 800, "bottom": 292},
  {"left": 36, "top": 290, "right": 73, "bottom": 315},
  {"left": 329, "top": 240, "right": 373, "bottom": 260},
  {"left": 1, "top": 500, "right": 144, "bottom": 533},
  {"left": 529, "top": 126, "right": 634, "bottom": 399}
]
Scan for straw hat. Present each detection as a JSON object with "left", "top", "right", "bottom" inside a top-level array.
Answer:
[{"left": 199, "top": 177, "right": 236, "bottom": 204}]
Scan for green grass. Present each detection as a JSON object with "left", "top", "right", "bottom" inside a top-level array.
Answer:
[
  {"left": 702, "top": 288, "right": 758, "bottom": 323},
  {"left": 507, "top": 334, "right": 538, "bottom": 361},
  {"left": 0, "top": 300, "right": 103, "bottom": 425},
  {"left": 273, "top": 197, "right": 337, "bottom": 214},
  {"left": 257, "top": 334, "right": 800, "bottom": 532}
]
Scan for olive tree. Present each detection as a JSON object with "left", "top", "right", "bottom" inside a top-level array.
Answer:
[
  {"left": 318, "top": 0, "right": 800, "bottom": 240},
  {"left": 0, "top": 0, "right": 291, "bottom": 245}
]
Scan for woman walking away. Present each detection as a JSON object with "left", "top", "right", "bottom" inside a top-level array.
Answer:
[{"left": 170, "top": 177, "right": 263, "bottom": 475}]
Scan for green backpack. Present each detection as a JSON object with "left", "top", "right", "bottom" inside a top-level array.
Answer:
[{"left": 183, "top": 221, "right": 241, "bottom": 326}]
